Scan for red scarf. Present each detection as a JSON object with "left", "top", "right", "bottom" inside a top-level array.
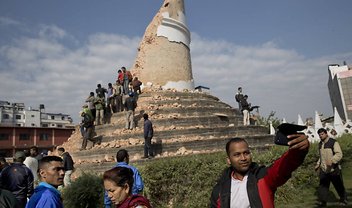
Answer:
[{"left": 117, "top": 195, "right": 152, "bottom": 208}]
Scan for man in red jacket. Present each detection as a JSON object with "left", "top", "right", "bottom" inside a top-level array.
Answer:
[{"left": 211, "top": 134, "right": 309, "bottom": 208}]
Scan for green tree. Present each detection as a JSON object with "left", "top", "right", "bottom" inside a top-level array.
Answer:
[{"left": 256, "top": 111, "right": 281, "bottom": 130}]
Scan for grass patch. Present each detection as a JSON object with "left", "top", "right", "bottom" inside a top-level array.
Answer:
[
  {"left": 64, "top": 134, "right": 352, "bottom": 207},
  {"left": 138, "top": 134, "right": 352, "bottom": 207}
]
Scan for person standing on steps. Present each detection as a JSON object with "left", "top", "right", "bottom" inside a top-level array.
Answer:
[
  {"left": 235, "top": 87, "right": 244, "bottom": 111},
  {"left": 85, "top": 92, "right": 96, "bottom": 122},
  {"left": 80, "top": 110, "right": 101, "bottom": 150},
  {"left": 240, "top": 95, "right": 250, "bottom": 126},
  {"left": 142, "top": 113, "right": 154, "bottom": 159},
  {"left": 113, "top": 80, "right": 124, "bottom": 112},
  {"left": 124, "top": 92, "right": 137, "bottom": 130},
  {"left": 121, "top": 67, "right": 133, "bottom": 95}
]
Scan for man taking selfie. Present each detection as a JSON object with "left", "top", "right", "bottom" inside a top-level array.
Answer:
[{"left": 211, "top": 132, "right": 309, "bottom": 208}]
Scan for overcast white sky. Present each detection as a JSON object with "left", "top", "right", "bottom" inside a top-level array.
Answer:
[{"left": 0, "top": 0, "right": 352, "bottom": 124}]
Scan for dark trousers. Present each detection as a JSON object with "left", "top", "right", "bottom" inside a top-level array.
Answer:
[
  {"left": 81, "top": 126, "right": 96, "bottom": 149},
  {"left": 80, "top": 125, "right": 85, "bottom": 137},
  {"left": 318, "top": 170, "right": 347, "bottom": 202},
  {"left": 115, "top": 95, "right": 123, "bottom": 112},
  {"left": 144, "top": 136, "right": 153, "bottom": 157},
  {"left": 91, "top": 108, "right": 96, "bottom": 121}
]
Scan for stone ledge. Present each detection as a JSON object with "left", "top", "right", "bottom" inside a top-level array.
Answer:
[{"left": 71, "top": 134, "right": 273, "bottom": 163}]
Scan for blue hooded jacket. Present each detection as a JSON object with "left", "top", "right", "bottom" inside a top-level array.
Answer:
[
  {"left": 104, "top": 162, "right": 144, "bottom": 207},
  {"left": 25, "top": 182, "right": 63, "bottom": 208}
]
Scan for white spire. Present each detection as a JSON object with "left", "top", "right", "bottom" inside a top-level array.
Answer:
[
  {"left": 314, "top": 111, "right": 323, "bottom": 130},
  {"left": 334, "top": 107, "right": 344, "bottom": 136},
  {"left": 334, "top": 107, "right": 343, "bottom": 126},
  {"left": 297, "top": 114, "right": 304, "bottom": 125},
  {"left": 269, "top": 121, "right": 275, "bottom": 135}
]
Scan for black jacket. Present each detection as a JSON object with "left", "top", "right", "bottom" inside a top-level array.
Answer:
[
  {"left": 211, "top": 163, "right": 264, "bottom": 208},
  {"left": 124, "top": 97, "right": 137, "bottom": 111},
  {"left": 62, "top": 152, "right": 74, "bottom": 171},
  {"left": 144, "top": 119, "right": 153, "bottom": 138},
  {"left": 0, "top": 163, "right": 34, "bottom": 202}
]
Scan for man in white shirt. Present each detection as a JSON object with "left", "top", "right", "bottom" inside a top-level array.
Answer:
[{"left": 24, "top": 146, "right": 39, "bottom": 183}]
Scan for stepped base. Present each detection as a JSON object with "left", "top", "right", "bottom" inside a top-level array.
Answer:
[{"left": 61, "top": 89, "right": 272, "bottom": 173}]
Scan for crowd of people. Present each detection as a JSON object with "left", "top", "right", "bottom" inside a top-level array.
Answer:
[
  {"left": 79, "top": 66, "right": 145, "bottom": 151},
  {"left": 0, "top": 79, "right": 348, "bottom": 207},
  {"left": 0, "top": 146, "right": 74, "bottom": 208},
  {"left": 0, "top": 147, "right": 151, "bottom": 208},
  {"left": 83, "top": 66, "right": 142, "bottom": 126},
  {"left": 0, "top": 128, "right": 348, "bottom": 207}
]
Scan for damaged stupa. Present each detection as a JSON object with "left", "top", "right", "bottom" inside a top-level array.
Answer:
[
  {"left": 131, "top": 0, "right": 194, "bottom": 91},
  {"left": 62, "top": 0, "right": 272, "bottom": 173}
]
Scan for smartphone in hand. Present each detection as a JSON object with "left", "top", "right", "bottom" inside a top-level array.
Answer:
[{"left": 274, "top": 123, "right": 307, "bottom": 146}]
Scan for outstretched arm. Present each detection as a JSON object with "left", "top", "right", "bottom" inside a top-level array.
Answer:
[{"left": 264, "top": 134, "right": 309, "bottom": 190}]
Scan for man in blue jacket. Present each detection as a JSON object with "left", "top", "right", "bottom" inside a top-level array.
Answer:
[
  {"left": 104, "top": 149, "right": 144, "bottom": 208},
  {"left": 25, "top": 156, "right": 65, "bottom": 208}
]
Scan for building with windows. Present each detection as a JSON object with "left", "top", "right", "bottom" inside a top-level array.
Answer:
[
  {"left": 0, "top": 101, "right": 73, "bottom": 128},
  {"left": 0, "top": 101, "right": 75, "bottom": 157},
  {"left": 0, "top": 126, "right": 74, "bottom": 157},
  {"left": 327, "top": 63, "right": 352, "bottom": 122}
]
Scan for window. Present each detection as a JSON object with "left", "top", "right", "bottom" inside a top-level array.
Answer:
[
  {"left": 51, "top": 116, "right": 55, "bottom": 120},
  {"left": 31, "top": 123, "right": 35, "bottom": 127},
  {"left": 0, "top": 134, "right": 9, "bottom": 141},
  {"left": 15, "top": 115, "right": 21, "bottom": 120},
  {"left": 51, "top": 124, "right": 55, "bottom": 127},
  {"left": 42, "top": 124, "right": 48, "bottom": 127},
  {"left": 3, "top": 114, "right": 9, "bottom": 119},
  {"left": 19, "top": 134, "right": 30, "bottom": 140},
  {"left": 31, "top": 115, "right": 35, "bottom": 118},
  {"left": 39, "top": 133, "right": 50, "bottom": 141},
  {"left": 61, "top": 116, "right": 65, "bottom": 120},
  {"left": 57, "top": 124, "right": 63, "bottom": 128}
]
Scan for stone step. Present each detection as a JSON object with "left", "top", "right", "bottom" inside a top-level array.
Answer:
[
  {"left": 71, "top": 134, "right": 273, "bottom": 164},
  {"left": 99, "top": 114, "right": 243, "bottom": 135},
  {"left": 144, "top": 107, "right": 241, "bottom": 117},
  {"left": 64, "top": 90, "right": 265, "bottom": 175},
  {"left": 75, "top": 145, "right": 273, "bottom": 174},
  {"left": 109, "top": 108, "right": 240, "bottom": 120},
  {"left": 138, "top": 99, "right": 232, "bottom": 108},
  {"left": 106, "top": 110, "right": 243, "bottom": 127},
  {"left": 97, "top": 125, "right": 268, "bottom": 143},
  {"left": 138, "top": 91, "right": 222, "bottom": 100}
]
